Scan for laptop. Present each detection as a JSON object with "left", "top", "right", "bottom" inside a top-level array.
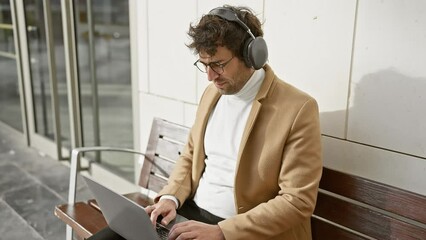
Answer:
[{"left": 84, "top": 176, "right": 186, "bottom": 240}]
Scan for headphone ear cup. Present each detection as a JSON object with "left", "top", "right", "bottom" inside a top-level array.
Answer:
[
  {"left": 247, "top": 37, "right": 268, "bottom": 70},
  {"left": 242, "top": 38, "right": 253, "bottom": 68}
]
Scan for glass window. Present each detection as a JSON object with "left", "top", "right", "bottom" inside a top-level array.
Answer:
[
  {"left": 0, "top": 0, "right": 22, "bottom": 131},
  {"left": 75, "top": 0, "right": 133, "bottom": 181}
]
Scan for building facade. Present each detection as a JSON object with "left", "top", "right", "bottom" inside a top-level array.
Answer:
[{"left": 1, "top": 0, "right": 425, "bottom": 195}]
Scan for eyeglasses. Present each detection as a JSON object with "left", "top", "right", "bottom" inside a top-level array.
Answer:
[{"left": 193, "top": 56, "right": 234, "bottom": 75}]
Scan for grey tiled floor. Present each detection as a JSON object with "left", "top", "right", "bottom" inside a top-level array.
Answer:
[{"left": 0, "top": 123, "right": 93, "bottom": 240}]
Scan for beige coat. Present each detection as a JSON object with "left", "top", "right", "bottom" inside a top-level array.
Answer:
[{"left": 157, "top": 65, "right": 323, "bottom": 239}]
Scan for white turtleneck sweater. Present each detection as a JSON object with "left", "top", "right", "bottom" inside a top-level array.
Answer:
[{"left": 193, "top": 68, "right": 265, "bottom": 218}]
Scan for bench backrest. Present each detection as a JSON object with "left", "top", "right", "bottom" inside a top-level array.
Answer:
[
  {"left": 132, "top": 118, "right": 426, "bottom": 239},
  {"left": 138, "top": 118, "right": 190, "bottom": 193},
  {"left": 312, "top": 167, "right": 426, "bottom": 239}
]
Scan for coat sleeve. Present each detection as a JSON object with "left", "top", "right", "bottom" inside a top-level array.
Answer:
[{"left": 218, "top": 98, "right": 323, "bottom": 240}]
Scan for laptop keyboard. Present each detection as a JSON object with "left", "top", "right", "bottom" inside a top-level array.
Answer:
[{"left": 156, "top": 224, "right": 169, "bottom": 240}]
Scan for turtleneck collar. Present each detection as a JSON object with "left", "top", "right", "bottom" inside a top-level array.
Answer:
[{"left": 230, "top": 68, "right": 265, "bottom": 101}]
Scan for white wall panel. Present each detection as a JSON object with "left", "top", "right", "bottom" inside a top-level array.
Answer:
[
  {"left": 136, "top": 0, "right": 149, "bottom": 92},
  {"left": 147, "top": 1, "right": 197, "bottom": 103},
  {"left": 323, "top": 136, "right": 426, "bottom": 195},
  {"left": 348, "top": 0, "right": 426, "bottom": 158},
  {"left": 264, "top": 0, "right": 357, "bottom": 138},
  {"left": 197, "top": 0, "right": 263, "bottom": 14}
]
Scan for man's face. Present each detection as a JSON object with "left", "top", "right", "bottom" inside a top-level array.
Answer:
[{"left": 198, "top": 46, "right": 254, "bottom": 95}]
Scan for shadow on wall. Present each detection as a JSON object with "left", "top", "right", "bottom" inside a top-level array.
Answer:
[{"left": 320, "top": 68, "right": 426, "bottom": 158}]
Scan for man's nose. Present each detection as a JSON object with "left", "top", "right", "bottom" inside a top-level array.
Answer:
[{"left": 206, "top": 67, "right": 219, "bottom": 81}]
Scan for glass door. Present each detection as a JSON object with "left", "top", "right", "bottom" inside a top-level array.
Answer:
[
  {"left": 19, "top": 0, "right": 70, "bottom": 159},
  {"left": 0, "top": 0, "right": 25, "bottom": 133},
  {"left": 73, "top": 0, "right": 134, "bottom": 181}
]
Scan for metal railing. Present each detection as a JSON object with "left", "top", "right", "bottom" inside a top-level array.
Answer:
[{"left": 66, "top": 146, "right": 146, "bottom": 240}]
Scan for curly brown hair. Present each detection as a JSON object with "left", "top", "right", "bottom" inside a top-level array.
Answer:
[{"left": 187, "top": 5, "right": 263, "bottom": 64}]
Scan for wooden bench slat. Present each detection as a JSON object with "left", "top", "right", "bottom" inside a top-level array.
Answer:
[
  {"left": 147, "top": 173, "right": 168, "bottom": 194},
  {"left": 156, "top": 137, "right": 184, "bottom": 161},
  {"left": 151, "top": 156, "right": 176, "bottom": 178},
  {"left": 311, "top": 217, "right": 368, "bottom": 240},
  {"left": 157, "top": 119, "right": 190, "bottom": 144},
  {"left": 320, "top": 168, "right": 426, "bottom": 224},
  {"left": 54, "top": 202, "right": 107, "bottom": 239},
  {"left": 314, "top": 192, "right": 426, "bottom": 240}
]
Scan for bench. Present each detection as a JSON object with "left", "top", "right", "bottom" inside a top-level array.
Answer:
[
  {"left": 55, "top": 118, "right": 426, "bottom": 239},
  {"left": 54, "top": 118, "right": 189, "bottom": 240}
]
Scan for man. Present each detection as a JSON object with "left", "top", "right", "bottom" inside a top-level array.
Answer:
[{"left": 146, "top": 5, "right": 322, "bottom": 240}]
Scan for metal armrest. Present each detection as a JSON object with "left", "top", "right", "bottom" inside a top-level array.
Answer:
[
  {"left": 68, "top": 146, "right": 146, "bottom": 204},
  {"left": 66, "top": 147, "right": 145, "bottom": 240}
]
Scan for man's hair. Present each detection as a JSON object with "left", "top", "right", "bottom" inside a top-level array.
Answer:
[{"left": 187, "top": 5, "right": 263, "bottom": 63}]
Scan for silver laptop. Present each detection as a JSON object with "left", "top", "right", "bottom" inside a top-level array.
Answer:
[{"left": 84, "top": 177, "right": 186, "bottom": 240}]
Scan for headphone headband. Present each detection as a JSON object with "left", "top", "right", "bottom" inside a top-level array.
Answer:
[
  {"left": 208, "top": 7, "right": 268, "bottom": 70},
  {"left": 208, "top": 7, "right": 255, "bottom": 39}
]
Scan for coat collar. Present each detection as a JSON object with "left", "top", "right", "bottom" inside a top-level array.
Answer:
[
  {"left": 198, "top": 64, "right": 276, "bottom": 161},
  {"left": 205, "top": 64, "right": 275, "bottom": 105},
  {"left": 255, "top": 64, "right": 275, "bottom": 102}
]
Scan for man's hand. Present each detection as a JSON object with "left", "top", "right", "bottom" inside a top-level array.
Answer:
[
  {"left": 168, "top": 220, "right": 225, "bottom": 240},
  {"left": 145, "top": 199, "right": 177, "bottom": 226}
]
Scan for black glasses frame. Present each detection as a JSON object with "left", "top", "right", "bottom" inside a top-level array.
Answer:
[{"left": 193, "top": 56, "right": 234, "bottom": 75}]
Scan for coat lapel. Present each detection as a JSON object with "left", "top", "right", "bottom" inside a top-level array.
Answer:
[
  {"left": 193, "top": 86, "right": 221, "bottom": 180},
  {"left": 236, "top": 65, "right": 275, "bottom": 164}
]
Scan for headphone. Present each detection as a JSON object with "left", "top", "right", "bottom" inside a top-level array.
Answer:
[{"left": 208, "top": 7, "right": 268, "bottom": 70}]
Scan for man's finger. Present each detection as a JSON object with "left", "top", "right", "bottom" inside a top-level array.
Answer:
[
  {"left": 169, "top": 221, "right": 195, "bottom": 239},
  {"left": 144, "top": 205, "right": 154, "bottom": 214},
  {"left": 149, "top": 208, "right": 160, "bottom": 225},
  {"left": 160, "top": 212, "right": 176, "bottom": 226}
]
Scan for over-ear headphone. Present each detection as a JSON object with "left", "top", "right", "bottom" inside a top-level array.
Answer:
[{"left": 208, "top": 7, "right": 268, "bottom": 70}]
